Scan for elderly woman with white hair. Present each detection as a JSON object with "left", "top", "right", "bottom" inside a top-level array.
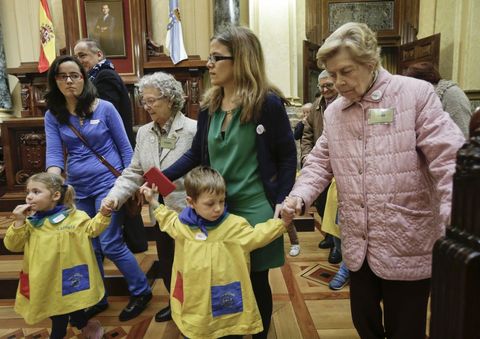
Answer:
[
  {"left": 102, "top": 71, "right": 196, "bottom": 322},
  {"left": 282, "top": 22, "right": 464, "bottom": 338}
]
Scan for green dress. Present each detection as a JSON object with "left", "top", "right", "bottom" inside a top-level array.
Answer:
[{"left": 208, "top": 109, "right": 285, "bottom": 271}]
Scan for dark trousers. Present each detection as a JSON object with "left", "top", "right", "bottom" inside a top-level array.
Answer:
[
  {"left": 315, "top": 182, "right": 331, "bottom": 218},
  {"left": 251, "top": 269, "right": 272, "bottom": 339},
  {"left": 349, "top": 261, "right": 430, "bottom": 339},
  {"left": 155, "top": 226, "right": 175, "bottom": 293},
  {"left": 50, "top": 309, "right": 87, "bottom": 339}
]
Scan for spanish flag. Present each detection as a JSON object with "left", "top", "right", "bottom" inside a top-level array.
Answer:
[{"left": 38, "top": 0, "right": 55, "bottom": 73}]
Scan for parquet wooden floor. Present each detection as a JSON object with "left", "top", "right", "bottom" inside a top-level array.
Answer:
[
  {"left": 0, "top": 231, "right": 362, "bottom": 338},
  {"left": 0, "top": 210, "right": 363, "bottom": 338}
]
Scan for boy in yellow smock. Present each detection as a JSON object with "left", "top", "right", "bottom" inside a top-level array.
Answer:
[{"left": 140, "top": 166, "right": 290, "bottom": 338}]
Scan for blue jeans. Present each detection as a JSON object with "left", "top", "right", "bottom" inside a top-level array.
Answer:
[{"left": 77, "top": 192, "right": 151, "bottom": 301}]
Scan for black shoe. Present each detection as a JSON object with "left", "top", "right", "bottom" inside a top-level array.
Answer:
[
  {"left": 84, "top": 302, "right": 108, "bottom": 320},
  {"left": 319, "top": 234, "right": 334, "bottom": 249},
  {"left": 328, "top": 247, "right": 342, "bottom": 264},
  {"left": 155, "top": 304, "right": 172, "bottom": 322},
  {"left": 119, "top": 292, "right": 152, "bottom": 322}
]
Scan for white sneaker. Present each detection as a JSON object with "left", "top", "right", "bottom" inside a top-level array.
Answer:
[
  {"left": 81, "top": 319, "right": 104, "bottom": 339},
  {"left": 289, "top": 244, "right": 300, "bottom": 256}
]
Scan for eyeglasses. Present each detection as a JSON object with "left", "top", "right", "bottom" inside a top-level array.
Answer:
[
  {"left": 318, "top": 83, "right": 335, "bottom": 90},
  {"left": 55, "top": 73, "right": 83, "bottom": 82},
  {"left": 207, "top": 55, "right": 234, "bottom": 64},
  {"left": 140, "top": 96, "right": 164, "bottom": 107}
]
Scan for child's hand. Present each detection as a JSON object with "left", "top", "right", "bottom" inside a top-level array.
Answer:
[
  {"left": 281, "top": 196, "right": 302, "bottom": 225},
  {"left": 139, "top": 183, "right": 159, "bottom": 208},
  {"left": 12, "top": 204, "right": 31, "bottom": 227},
  {"left": 100, "top": 198, "right": 116, "bottom": 216}
]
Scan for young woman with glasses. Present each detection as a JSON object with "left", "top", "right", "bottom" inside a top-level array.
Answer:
[
  {"left": 163, "top": 26, "right": 297, "bottom": 338},
  {"left": 44, "top": 55, "right": 152, "bottom": 323}
]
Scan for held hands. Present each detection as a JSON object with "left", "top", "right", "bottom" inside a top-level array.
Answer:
[
  {"left": 12, "top": 204, "right": 32, "bottom": 227},
  {"left": 139, "top": 183, "right": 160, "bottom": 209},
  {"left": 281, "top": 196, "right": 304, "bottom": 225},
  {"left": 100, "top": 197, "right": 118, "bottom": 217}
]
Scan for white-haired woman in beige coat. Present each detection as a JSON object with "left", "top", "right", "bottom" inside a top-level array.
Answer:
[{"left": 103, "top": 71, "right": 196, "bottom": 323}]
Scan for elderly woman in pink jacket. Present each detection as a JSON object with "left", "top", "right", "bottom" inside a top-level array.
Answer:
[{"left": 282, "top": 22, "right": 465, "bottom": 339}]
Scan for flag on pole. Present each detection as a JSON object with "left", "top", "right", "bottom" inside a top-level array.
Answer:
[
  {"left": 38, "top": 0, "right": 55, "bottom": 73},
  {"left": 165, "top": 0, "right": 188, "bottom": 64}
]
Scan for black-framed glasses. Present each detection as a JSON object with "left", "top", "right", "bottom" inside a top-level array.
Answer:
[
  {"left": 55, "top": 73, "right": 83, "bottom": 82},
  {"left": 139, "top": 96, "right": 164, "bottom": 107},
  {"left": 318, "top": 83, "right": 335, "bottom": 90},
  {"left": 207, "top": 55, "right": 234, "bottom": 64}
]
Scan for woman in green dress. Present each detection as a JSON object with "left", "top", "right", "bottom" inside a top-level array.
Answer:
[{"left": 164, "top": 26, "right": 297, "bottom": 338}]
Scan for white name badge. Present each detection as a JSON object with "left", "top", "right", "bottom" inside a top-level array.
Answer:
[
  {"left": 367, "top": 108, "right": 394, "bottom": 125},
  {"left": 195, "top": 232, "right": 207, "bottom": 241},
  {"left": 90, "top": 119, "right": 100, "bottom": 125},
  {"left": 160, "top": 137, "right": 177, "bottom": 149},
  {"left": 51, "top": 214, "right": 66, "bottom": 223}
]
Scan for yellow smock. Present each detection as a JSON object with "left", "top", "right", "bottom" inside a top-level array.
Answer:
[
  {"left": 3, "top": 209, "right": 110, "bottom": 324},
  {"left": 321, "top": 178, "right": 341, "bottom": 238},
  {"left": 153, "top": 205, "right": 286, "bottom": 339}
]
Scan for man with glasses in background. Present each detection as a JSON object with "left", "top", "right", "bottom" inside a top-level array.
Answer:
[{"left": 301, "top": 70, "right": 342, "bottom": 263}]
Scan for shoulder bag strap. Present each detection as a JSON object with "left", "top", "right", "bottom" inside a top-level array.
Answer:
[{"left": 67, "top": 123, "right": 121, "bottom": 177}]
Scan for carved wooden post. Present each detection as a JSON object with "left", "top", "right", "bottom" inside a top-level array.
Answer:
[{"left": 430, "top": 107, "right": 480, "bottom": 338}]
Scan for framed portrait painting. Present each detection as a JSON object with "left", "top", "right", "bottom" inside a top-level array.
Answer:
[{"left": 83, "top": 0, "right": 126, "bottom": 57}]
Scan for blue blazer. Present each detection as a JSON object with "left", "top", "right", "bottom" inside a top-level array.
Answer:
[{"left": 163, "top": 93, "right": 297, "bottom": 207}]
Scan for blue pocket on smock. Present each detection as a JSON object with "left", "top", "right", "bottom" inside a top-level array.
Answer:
[
  {"left": 211, "top": 281, "right": 243, "bottom": 317},
  {"left": 62, "top": 264, "right": 90, "bottom": 296}
]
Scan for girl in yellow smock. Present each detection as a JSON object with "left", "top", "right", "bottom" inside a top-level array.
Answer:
[{"left": 4, "top": 173, "right": 111, "bottom": 339}]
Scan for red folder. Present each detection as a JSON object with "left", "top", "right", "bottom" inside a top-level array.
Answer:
[{"left": 144, "top": 167, "right": 176, "bottom": 196}]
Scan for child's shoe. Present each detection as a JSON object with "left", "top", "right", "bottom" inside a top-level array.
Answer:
[
  {"left": 81, "top": 319, "right": 104, "bottom": 339},
  {"left": 329, "top": 262, "right": 349, "bottom": 290},
  {"left": 289, "top": 244, "right": 301, "bottom": 257}
]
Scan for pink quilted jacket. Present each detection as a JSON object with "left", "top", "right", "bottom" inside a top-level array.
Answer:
[{"left": 291, "top": 69, "right": 465, "bottom": 280}]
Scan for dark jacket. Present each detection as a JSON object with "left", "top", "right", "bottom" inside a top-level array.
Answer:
[
  {"left": 163, "top": 93, "right": 297, "bottom": 207},
  {"left": 94, "top": 68, "right": 135, "bottom": 146}
]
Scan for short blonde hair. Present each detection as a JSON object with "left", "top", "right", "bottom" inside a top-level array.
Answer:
[
  {"left": 317, "top": 22, "right": 381, "bottom": 71},
  {"left": 184, "top": 166, "right": 226, "bottom": 201}
]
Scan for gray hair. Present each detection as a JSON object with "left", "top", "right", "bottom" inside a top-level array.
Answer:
[
  {"left": 316, "top": 22, "right": 381, "bottom": 71},
  {"left": 138, "top": 72, "right": 186, "bottom": 114},
  {"left": 318, "top": 69, "right": 330, "bottom": 80},
  {"left": 75, "top": 38, "right": 104, "bottom": 55}
]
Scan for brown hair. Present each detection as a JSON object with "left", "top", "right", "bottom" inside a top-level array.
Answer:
[
  {"left": 184, "top": 166, "right": 226, "bottom": 201},
  {"left": 403, "top": 62, "right": 441, "bottom": 85},
  {"left": 27, "top": 173, "right": 76, "bottom": 210},
  {"left": 201, "top": 26, "right": 286, "bottom": 123}
]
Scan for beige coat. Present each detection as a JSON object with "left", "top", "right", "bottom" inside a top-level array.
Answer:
[
  {"left": 290, "top": 69, "right": 465, "bottom": 280},
  {"left": 107, "top": 112, "right": 196, "bottom": 212}
]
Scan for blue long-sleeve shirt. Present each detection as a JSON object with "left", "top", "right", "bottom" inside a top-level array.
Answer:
[{"left": 45, "top": 99, "right": 133, "bottom": 199}]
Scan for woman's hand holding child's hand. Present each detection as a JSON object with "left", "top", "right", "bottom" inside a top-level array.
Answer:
[
  {"left": 99, "top": 199, "right": 114, "bottom": 217},
  {"left": 12, "top": 204, "right": 31, "bottom": 227},
  {"left": 139, "top": 183, "right": 160, "bottom": 209},
  {"left": 281, "top": 196, "right": 303, "bottom": 225}
]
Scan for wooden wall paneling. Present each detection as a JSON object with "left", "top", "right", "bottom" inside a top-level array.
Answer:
[
  {"left": 303, "top": 40, "right": 322, "bottom": 103},
  {"left": 320, "top": 0, "right": 402, "bottom": 47},
  {"left": 0, "top": 118, "right": 45, "bottom": 211},
  {"left": 62, "top": 0, "right": 81, "bottom": 55},
  {"left": 305, "top": 0, "right": 323, "bottom": 45},
  {"left": 397, "top": 33, "right": 440, "bottom": 75}
]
